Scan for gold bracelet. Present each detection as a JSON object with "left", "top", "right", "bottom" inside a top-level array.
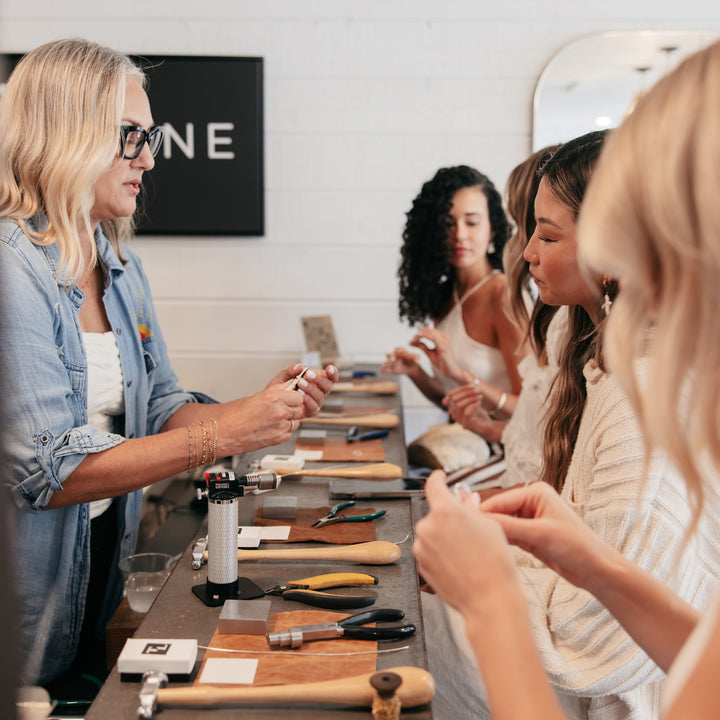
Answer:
[
  {"left": 186, "top": 424, "right": 194, "bottom": 476},
  {"left": 209, "top": 417, "right": 218, "bottom": 465}
]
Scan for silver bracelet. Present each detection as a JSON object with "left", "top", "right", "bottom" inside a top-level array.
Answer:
[{"left": 491, "top": 391, "right": 507, "bottom": 415}]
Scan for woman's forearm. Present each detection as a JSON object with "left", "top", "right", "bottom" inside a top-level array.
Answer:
[
  {"left": 586, "top": 546, "right": 700, "bottom": 672},
  {"left": 46, "top": 425, "right": 195, "bottom": 508},
  {"left": 464, "top": 581, "right": 566, "bottom": 720}
]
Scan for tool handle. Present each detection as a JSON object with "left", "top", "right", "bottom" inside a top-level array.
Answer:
[
  {"left": 331, "top": 381, "right": 399, "bottom": 395},
  {"left": 339, "top": 607, "right": 405, "bottom": 626},
  {"left": 342, "top": 624, "right": 417, "bottom": 641},
  {"left": 300, "top": 413, "right": 399, "bottom": 429},
  {"left": 281, "top": 463, "right": 402, "bottom": 479},
  {"left": 156, "top": 666, "right": 435, "bottom": 708},
  {"left": 289, "top": 572, "right": 379, "bottom": 590},
  {"left": 344, "top": 509, "right": 386, "bottom": 522},
  {"left": 229, "top": 540, "right": 401, "bottom": 565},
  {"left": 281, "top": 589, "right": 375, "bottom": 610}
]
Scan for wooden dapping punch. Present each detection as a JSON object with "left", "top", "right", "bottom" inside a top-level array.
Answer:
[
  {"left": 371, "top": 670, "right": 403, "bottom": 720},
  {"left": 137, "top": 666, "right": 434, "bottom": 717}
]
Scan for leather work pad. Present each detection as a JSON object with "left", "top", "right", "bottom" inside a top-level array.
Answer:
[
  {"left": 293, "top": 436, "right": 385, "bottom": 462},
  {"left": 254, "top": 506, "right": 378, "bottom": 544},
  {"left": 196, "top": 609, "right": 377, "bottom": 686}
]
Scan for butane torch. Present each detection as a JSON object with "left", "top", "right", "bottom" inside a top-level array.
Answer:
[{"left": 192, "top": 470, "right": 278, "bottom": 607}]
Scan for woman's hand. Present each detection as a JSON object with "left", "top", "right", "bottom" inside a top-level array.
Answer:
[
  {"left": 217, "top": 383, "right": 305, "bottom": 454},
  {"left": 380, "top": 347, "right": 421, "bottom": 376},
  {"left": 413, "top": 472, "right": 519, "bottom": 617},
  {"left": 410, "top": 328, "right": 466, "bottom": 383},
  {"left": 444, "top": 384, "right": 505, "bottom": 441},
  {"left": 481, "top": 481, "right": 610, "bottom": 591},
  {"left": 269, "top": 363, "right": 338, "bottom": 417}
]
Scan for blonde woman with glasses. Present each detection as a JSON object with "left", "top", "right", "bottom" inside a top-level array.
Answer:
[{"left": 0, "top": 38, "right": 336, "bottom": 688}]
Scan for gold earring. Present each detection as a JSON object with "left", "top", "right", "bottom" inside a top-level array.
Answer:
[{"left": 602, "top": 276, "right": 613, "bottom": 317}]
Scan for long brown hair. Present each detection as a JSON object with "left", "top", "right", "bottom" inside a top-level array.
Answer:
[
  {"left": 503, "top": 145, "right": 560, "bottom": 341},
  {"left": 536, "top": 131, "right": 618, "bottom": 492}
]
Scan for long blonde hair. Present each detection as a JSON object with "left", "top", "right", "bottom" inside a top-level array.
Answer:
[
  {"left": 579, "top": 40, "right": 720, "bottom": 523},
  {"left": 0, "top": 38, "right": 146, "bottom": 283}
]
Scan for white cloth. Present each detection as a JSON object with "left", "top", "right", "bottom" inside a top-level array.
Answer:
[
  {"left": 83, "top": 331, "right": 125, "bottom": 519},
  {"left": 424, "top": 360, "right": 720, "bottom": 720},
  {"left": 500, "top": 306, "right": 568, "bottom": 487},
  {"left": 433, "top": 274, "right": 512, "bottom": 396}
]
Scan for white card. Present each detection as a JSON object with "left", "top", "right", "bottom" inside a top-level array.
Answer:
[
  {"left": 237, "top": 525, "right": 291, "bottom": 545},
  {"left": 198, "top": 658, "right": 258, "bottom": 685},
  {"left": 259, "top": 526, "right": 291, "bottom": 541},
  {"left": 295, "top": 449, "right": 324, "bottom": 461}
]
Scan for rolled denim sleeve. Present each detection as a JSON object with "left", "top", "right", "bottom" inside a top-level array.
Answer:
[{"left": 0, "top": 229, "right": 129, "bottom": 510}]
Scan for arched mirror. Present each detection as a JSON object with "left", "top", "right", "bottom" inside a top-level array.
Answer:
[{"left": 533, "top": 30, "right": 720, "bottom": 150}]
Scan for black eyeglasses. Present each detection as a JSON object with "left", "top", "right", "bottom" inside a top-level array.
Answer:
[{"left": 119, "top": 124, "right": 163, "bottom": 160}]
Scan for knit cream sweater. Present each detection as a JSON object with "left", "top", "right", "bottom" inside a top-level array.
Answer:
[{"left": 424, "top": 361, "right": 720, "bottom": 720}]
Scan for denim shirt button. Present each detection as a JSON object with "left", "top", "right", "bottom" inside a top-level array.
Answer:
[
  {"left": 39, "top": 433, "right": 50, "bottom": 444},
  {"left": 116, "top": 327, "right": 122, "bottom": 335},
  {"left": 127, "top": 380, "right": 132, "bottom": 387}
]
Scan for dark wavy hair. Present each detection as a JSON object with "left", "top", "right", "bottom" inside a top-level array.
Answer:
[
  {"left": 536, "top": 130, "right": 619, "bottom": 492},
  {"left": 397, "top": 165, "right": 510, "bottom": 326}
]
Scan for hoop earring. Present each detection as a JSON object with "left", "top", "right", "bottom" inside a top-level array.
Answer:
[{"left": 602, "top": 275, "right": 613, "bottom": 317}]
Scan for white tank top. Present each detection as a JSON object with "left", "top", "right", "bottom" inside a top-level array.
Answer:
[
  {"left": 83, "top": 331, "right": 125, "bottom": 519},
  {"left": 434, "top": 271, "right": 512, "bottom": 395}
]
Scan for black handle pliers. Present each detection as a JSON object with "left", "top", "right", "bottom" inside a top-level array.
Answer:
[{"left": 266, "top": 607, "right": 416, "bottom": 648}]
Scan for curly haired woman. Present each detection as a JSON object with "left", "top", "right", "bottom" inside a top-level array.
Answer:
[{"left": 382, "top": 166, "right": 524, "bottom": 419}]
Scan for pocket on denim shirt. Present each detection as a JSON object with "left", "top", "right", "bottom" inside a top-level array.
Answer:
[{"left": 141, "top": 337, "right": 159, "bottom": 375}]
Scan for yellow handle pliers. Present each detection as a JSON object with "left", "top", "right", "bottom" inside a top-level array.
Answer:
[{"left": 265, "top": 572, "right": 378, "bottom": 609}]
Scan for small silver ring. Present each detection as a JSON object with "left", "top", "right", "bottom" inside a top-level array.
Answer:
[{"left": 290, "top": 418, "right": 296, "bottom": 432}]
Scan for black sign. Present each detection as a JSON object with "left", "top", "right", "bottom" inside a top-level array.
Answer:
[
  {"left": 134, "top": 55, "right": 264, "bottom": 236},
  {"left": 1, "top": 53, "right": 264, "bottom": 236}
]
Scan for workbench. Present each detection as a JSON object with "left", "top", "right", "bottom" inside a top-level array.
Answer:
[{"left": 87, "top": 371, "right": 434, "bottom": 719}]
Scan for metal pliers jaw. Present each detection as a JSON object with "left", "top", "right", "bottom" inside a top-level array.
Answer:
[
  {"left": 266, "top": 607, "right": 416, "bottom": 649},
  {"left": 312, "top": 500, "right": 387, "bottom": 528}
]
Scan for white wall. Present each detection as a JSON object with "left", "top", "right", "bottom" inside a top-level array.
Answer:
[{"left": 2, "top": 1, "right": 719, "bottom": 441}]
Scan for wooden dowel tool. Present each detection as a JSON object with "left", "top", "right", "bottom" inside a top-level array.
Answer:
[
  {"left": 277, "top": 463, "right": 402, "bottom": 480},
  {"left": 301, "top": 413, "right": 399, "bottom": 429},
  {"left": 203, "top": 540, "right": 402, "bottom": 565}
]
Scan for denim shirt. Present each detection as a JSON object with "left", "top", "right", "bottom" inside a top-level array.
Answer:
[{"left": 0, "top": 214, "right": 196, "bottom": 685}]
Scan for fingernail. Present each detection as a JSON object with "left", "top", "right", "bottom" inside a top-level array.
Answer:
[
  {"left": 297, "top": 388, "right": 306, "bottom": 396},
  {"left": 306, "top": 370, "right": 316, "bottom": 380},
  {"left": 298, "top": 378, "right": 309, "bottom": 388},
  {"left": 328, "top": 365, "right": 338, "bottom": 376}
]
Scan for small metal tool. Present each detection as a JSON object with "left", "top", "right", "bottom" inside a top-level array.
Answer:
[
  {"left": 137, "top": 669, "right": 167, "bottom": 719},
  {"left": 191, "top": 536, "right": 208, "bottom": 570},
  {"left": 267, "top": 607, "right": 416, "bottom": 649},
  {"left": 312, "top": 500, "right": 386, "bottom": 528},
  {"left": 284, "top": 366, "right": 309, "bottom": 391}
]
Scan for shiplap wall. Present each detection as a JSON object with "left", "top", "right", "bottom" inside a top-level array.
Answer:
[{"left": 2, "top": 1, "right": 719, "bottom": 441}]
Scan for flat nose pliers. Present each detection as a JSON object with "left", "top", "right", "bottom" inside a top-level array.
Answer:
[
  {"left": 312, "top": 500, "right": 386, "bottom": 528},
  {"left": 267, "top": 607, "right": 416, "bottom": 649},
  {"left": 264, "top": 572, "right": 378, "bottom": 610}
]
